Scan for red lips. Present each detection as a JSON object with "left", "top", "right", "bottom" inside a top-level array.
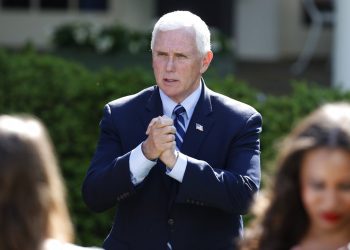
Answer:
[{"left": 321, "top": 212, "right": 341, "bottom": 222}]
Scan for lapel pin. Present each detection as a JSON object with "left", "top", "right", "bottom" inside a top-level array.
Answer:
[{"left": 196, "top": 123, "right": 204, "bottom": 131}]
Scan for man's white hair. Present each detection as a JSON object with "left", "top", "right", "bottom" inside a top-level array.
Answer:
[{"left": 150, "top": 10, "right": 211, "bottom": 56}]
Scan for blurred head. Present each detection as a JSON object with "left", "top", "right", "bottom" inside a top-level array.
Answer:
[
  {"left": 300, "top": 147, "right": 350, "bottom": 235},
  {"left": 0, "top": 115, "right": 73, "bottom": 250},
  {"left": 150, "top": 11, "right": 213, "bottom": 103},
  {"left": 251, "top": 103, "right": 350, "bottom": 250}
]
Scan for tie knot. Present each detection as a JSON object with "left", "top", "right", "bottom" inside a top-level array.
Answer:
[{"left": 173, "top": 105, "right": 186, "bottom": 117}]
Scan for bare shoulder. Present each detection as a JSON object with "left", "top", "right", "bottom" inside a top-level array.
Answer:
[
  {"left": 42, "top": 239, "right": 103, "bottom": 250},
  {"left": 338, "top": 243, "right": 350, "bottom": 250}
]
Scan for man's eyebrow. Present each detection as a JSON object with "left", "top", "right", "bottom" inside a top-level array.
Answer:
[
  {"left": 174, "top": 52, "right": 187, "bottom": 56},
  {"left": 154, "top": 50, "right": 168, "bottom": 54}
]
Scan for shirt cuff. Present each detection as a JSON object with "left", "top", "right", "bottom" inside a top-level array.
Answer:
[
  {"left": 129, "top": 143, "right": 157, "bottom": 185},
  {"left": 166, "top": 152, "right": 187, "bottom": 183}
]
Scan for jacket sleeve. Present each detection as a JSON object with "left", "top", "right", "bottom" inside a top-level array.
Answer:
[{"left": 82, "top": 104, "right": 136, "bottom": 212}]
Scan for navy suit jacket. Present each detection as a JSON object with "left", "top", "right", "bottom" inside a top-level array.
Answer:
[{"left": 82, "top": 83, "right": 262, "bottom": 250}]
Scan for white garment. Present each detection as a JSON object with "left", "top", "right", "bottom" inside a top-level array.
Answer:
[
  {"left": 42, "top": 239, "right": 103, "bottom": 250},
  {"left": 291, "top": 242, "right": 350, "bottom": 250}
]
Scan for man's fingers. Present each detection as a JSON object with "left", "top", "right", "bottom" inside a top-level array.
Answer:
[
  {"left": 170, "top": 125, "right": 176, "bottom": 134},
  {"left": 165, "top": 133, "right": 175, "bottom": 143},
  {"left": 155, "top": 115, "right": 173, "bottom": 127},
  {"left": 146, "top": 116, "right": 161, "bottom": 135},
  {"left": 146, "top": 116, "right": 174, "bottom": 135},
  {"left": 161, "top": 115, "right": 173, "bottom": 125}
]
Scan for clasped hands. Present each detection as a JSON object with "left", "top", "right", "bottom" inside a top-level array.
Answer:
[{"left": 142, "top": 115, "right": 178, "bottom": 168}]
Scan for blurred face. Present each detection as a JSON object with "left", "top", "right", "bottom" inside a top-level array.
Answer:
[
  {"left": 152, "top": 28, "right": 213, "bottom": 103},
  {"left": 300, "top": 148, "right": 350, "bottom": 235}
]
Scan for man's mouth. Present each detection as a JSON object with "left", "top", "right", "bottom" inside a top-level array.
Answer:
[{"left": 164, "top": 78, "right": 178, "bottom": 84}]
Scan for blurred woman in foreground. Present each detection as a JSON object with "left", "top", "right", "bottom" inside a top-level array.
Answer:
[
  {"left": 240, "top": 103, "right": 350, "bottom": 250},
  {"left": 0, "top": 115, "right": 101, "bottom": 250}
]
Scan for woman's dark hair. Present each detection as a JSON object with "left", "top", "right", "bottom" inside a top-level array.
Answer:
[{"left": 240, "top": 102, "right": 350, "bottom": 250}]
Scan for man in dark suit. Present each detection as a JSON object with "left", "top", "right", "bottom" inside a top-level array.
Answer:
[{"left": 82, "top": 10, "right": 262, "bottom": 250}]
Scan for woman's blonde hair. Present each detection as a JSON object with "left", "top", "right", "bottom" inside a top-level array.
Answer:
[{"left": 0, "top": 115, "right": 74, "bottom": 250}]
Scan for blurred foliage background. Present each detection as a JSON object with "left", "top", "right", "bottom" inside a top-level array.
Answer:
[{"left": 1, "top": 47, "right": 350, "bottom": 246}]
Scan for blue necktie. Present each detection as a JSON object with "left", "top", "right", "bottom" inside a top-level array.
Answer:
[{"left": 173, "top": 104, "right": 186, "bottom": 150}]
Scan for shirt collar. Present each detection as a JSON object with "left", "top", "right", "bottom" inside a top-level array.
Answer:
[{"left": 159, "top": 81, "right": 202, "bottom": 120}]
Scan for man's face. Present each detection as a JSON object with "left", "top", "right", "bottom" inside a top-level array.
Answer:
[{"left": 152, "top": 28, "right": 212, "bottom": 103}]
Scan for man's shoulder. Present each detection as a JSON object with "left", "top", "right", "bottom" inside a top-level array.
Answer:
[
  {"left": 106, "top": 85, "right": 156, "bottom": 109},
  {"left": 207, "top": 88, "right": 259, "bottom": 116},
  {"left": 42, "top": 239, "right": 103, "bottom": 250}
]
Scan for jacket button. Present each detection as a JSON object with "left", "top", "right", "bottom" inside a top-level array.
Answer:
[{"left": 168, "top": 218, "right": 175, "bottom": 226}]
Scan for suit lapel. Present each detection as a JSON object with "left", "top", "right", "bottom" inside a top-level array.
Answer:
[
  {"left": 181, "top": 83, "right": 214, "bottom": 157},
  {"left": 141, "top": 86, "right": 164, "bottom": 129}
]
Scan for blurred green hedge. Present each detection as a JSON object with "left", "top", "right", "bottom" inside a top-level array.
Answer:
[
  {"left": 0, "top": 49, "right": 153, "bottom": 245},
  {"left": 51, "top": 21, "right": 231, "bottom": 55},
  {"left": 1, "top": 49, "right": 350, "bottom": 246}
]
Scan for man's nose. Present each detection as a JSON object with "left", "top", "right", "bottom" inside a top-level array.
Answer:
[{"left": 166, "top": 58, "right": 175, "bottom": 71}]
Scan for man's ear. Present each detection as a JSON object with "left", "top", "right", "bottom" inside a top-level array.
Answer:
[{"left": 200, "top": 51, "right": 214, "bottom": 74}]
